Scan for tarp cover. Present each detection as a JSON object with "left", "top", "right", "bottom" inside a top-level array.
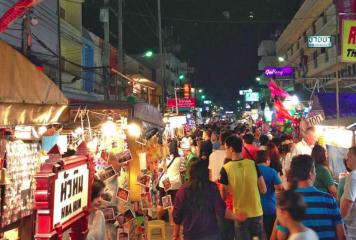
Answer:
[
  {"left": 133, "top": 103, "right": 164, "bottom": 128},
  {"left": 312, "top": 93, "right": 356, "bottom": 119},
  {"left": 0, "top": 40, "right": 68, "bottom": 125}
]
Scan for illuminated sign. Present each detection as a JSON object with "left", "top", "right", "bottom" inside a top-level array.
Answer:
[
  {"left": 264, "top": 67, "right": 294, "bottom": 77},
  {"left": 167, "top": 98, "right": 197, "bottom": 108},
  {"left": 53, "top": 164, "right": 89, "bottom": 227},
  {"left": 342, "top": 19, "right": 356, "bottom": 62},
  {"left": 307, "top": 36, "right": 333, "bottom": 48},
  {"left": 239, "top": 89, "right": 253, "bottom": 95},
  {"left": 183, "top": 83, "right": 191, "bottom": 98},
  {"left": 245, "top": 92, "right": 260, "bottom": 102},
  {"left": 203, "top": 100, "right": 212, "bottom": 104}
]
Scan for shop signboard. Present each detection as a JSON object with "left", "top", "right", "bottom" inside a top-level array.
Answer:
[
  {"left": 342, "top": 19, "right": 356, "bottom": 62},
  {"left": 53, "top": 164, "right": 89, "bottom": 227},
  {"left": 183, "top": 83, "right": 191, "bottom": 98},
  {"left": 167, "top": 98, "right": 196, "bottom": 108},
  {"left": 35, "top": 143, "right": 94, "bottom": 240},
  {"left": 306, "top": 113, "right": 324, "bottom": 127},
  {"left": 245, "top": 92, "right": 260, "bottom": 102},
  {"left": 264, "top": 67, "right": 294, "bottom": 77},
  {"left": 307, "top": 36, "right": 333, "bottom": 48}
]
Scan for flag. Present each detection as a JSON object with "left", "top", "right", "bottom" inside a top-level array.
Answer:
[
  {"left": 268, "top": 79, "right": 289, "bottom": 98},
  {"left": 0, "top": 0, "right": 42, "bottom": 33},
  {"left": 274, "top": 98, "right": 294, "bottom": 122}
]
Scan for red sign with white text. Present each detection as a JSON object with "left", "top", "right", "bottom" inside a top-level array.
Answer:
[{"left": 167, "top": 98, "right": 196, "bottom": 108}]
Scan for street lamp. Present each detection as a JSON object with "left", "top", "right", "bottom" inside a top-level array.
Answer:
[
  {"left": 278, "top": 56, "right": 285, "bottom": 63},
  {"left": 256, "top": 77, "right": 261, "bottom": 81},
  {"left": 178, "top": 74, "right": 185, "bottom": 80},
  {"left": 198, "top": 89, "right": 203, "bottom": 93},
  {"left": 201, "top": 95, "right": 206, "bottom": 100},
  {"left": 143, "top": 50, "right": 154, "bottom": 58}
]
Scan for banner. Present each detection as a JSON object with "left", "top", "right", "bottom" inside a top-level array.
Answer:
[
  {"left": 0, "top": 0, "right": 41, "bottom": 33},
  {"left": 167, "top": 98, "right": 196, "bottom": 108},
  {"left": 342, "top": 19, "right": 356, "bottom": 62}
]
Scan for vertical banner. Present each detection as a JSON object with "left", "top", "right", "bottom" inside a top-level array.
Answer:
[
  {"left": 341, "top": 19, "right": 356, "bottom": 62},
  {"left": 0, "top": 0, "right": 41, "bottom": 33},
  {"left": 183, "top": 83, "right": 191, "bottom": 98}
]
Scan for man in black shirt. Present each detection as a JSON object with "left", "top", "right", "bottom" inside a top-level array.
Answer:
[{"left": 200, "top": 129, "right": 213, "bottom": 161}]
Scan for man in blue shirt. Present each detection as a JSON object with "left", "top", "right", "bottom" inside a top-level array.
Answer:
[
  {"left": 276, "top": 155, "right": 346, "bottom": 240},
  {"left": 256, "top": 150, "right": 283, "bottom": 239}
]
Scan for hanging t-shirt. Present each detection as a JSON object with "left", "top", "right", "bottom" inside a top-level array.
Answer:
[{"left": 86, "top": 210, "right": 107, "bottom": 240}]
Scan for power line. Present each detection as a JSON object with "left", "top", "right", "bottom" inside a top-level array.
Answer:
[{"left": 124, "top": 11, "right": 339, "bottom": 25}]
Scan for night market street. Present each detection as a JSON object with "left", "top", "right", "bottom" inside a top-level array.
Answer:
[{"left": 0, "top": 0, "right": 356, "bottom": 239}]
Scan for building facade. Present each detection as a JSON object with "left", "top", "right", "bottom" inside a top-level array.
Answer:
[{"left": 276, "top": 0, "right": 356, "bottom": 93}]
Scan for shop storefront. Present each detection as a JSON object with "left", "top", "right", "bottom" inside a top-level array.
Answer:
[{"left": 0, "top": 40, "right": 68, "bottom": 239}]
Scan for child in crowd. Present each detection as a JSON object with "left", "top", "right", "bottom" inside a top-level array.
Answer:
[{"left": 276, "top": 190, "right": 319, "bottom": 240}]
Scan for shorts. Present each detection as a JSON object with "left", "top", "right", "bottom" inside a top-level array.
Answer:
[{"left": 158, "top": 187, "right": 178, "bottom": 206}]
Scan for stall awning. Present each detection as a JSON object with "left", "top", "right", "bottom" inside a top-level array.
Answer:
[
  {"left": 311, "top": 93, "right": 356, "bottom": 119},
  {"left": 65, "top": 100, "right": 132, "bottom": 125},
  {"left": 133, "top": 103, "right": 164, "bottom": 128},
  {"left": 0, "top": 40, "right": 68, "bottom": 126}
]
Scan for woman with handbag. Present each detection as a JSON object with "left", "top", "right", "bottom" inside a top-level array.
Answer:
[{"left": 157, "top": 139, "right": 182, "bottom": 225}]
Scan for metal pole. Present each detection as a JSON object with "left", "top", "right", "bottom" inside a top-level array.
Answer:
[
  {"left": 22, "top": 10, "right": 31, "bottom": 56},
  {"left": 118, "top": 0, "right": 124, "bottom": 101},
  {"left": 335, "top": 14, "right": 340, "bottom": 126},
  {"left": 103, "top": 0, "right": 110, "bottom": 100},
  {"left": 157, "top": 0, "right": 165, "bottom": 109},
  {"left": 57, "top": 0, "right": 62, "bottom": 90}
]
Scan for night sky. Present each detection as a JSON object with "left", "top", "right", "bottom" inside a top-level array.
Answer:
[{"left": 83, "top": 0, "right": 303, "bottom": 109}]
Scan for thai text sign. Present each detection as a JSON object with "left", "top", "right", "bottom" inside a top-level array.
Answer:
[
  {"left": 306, "top": 114, "right": 324, "bottom": 127},
  {"left": 167, "top": 98, "right": 196, "bottom": 108},
  {"left": 307, "top": 36, "right": 333, "bottom": 48},
  {"left": 245, "top": 92, "right": 260, "bottom": 102},
  {"left": 264, "top": 67, "right": 294, "bottom": 77},
  {"left": 53, "top": 164, "right": 89, "bottom": 227},
  {"left": 342, "top": 19, "right": 356, "bottom": 62}
]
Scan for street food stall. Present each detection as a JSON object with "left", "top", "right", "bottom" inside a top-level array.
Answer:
[
  {"left": 306, "top": 93, "right": 356, "bottom": 178},
  {"left": 0, "top": 40, "right": 68, "bottom": 239}
]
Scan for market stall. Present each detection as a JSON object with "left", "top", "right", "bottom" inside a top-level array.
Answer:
[
  {"left": 0, "top": 40, "right": 68, "bottom": 239},
  {"left": 53, "top": 101, "right": 166, "bottom": 239},
  {"left": 306, "top": 93, "right": 356, "bottom": 178}
]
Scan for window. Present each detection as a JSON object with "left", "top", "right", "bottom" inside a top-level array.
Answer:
[
  {"left": 321, "top": 12, "right": 327, "bottom": 25},
  {"left": 312, "top": 22, "right": 316, "bottom": 34},
  {"left": 313, "top": 51, "right": 318, "bottom": 68}
]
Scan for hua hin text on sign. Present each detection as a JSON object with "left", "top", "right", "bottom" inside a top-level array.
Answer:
[{"left": 53, "top": 164, "right": 89, "bottom": 227}]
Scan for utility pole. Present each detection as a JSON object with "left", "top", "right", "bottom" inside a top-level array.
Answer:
[
  {"left": 157, "top": 0, "right": 165, "bottom": 110},
  {"left": 57, "top": 0, "right": 62, "bottom": 90},
  {"left": 22, "top": 10, "right": 31, "bottom": 57},
  {"left": 335, "top": 13, "right": 340, "bottom": 126},
  {"left": 117, "top": 0, "right": 124, "bottom": 101},
  {"left": 101, "top": 0, "right": 111, "bottom": 100}
]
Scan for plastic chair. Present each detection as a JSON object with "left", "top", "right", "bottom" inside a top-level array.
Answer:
[{"left": 147, "top": 220, "right": 166, "bottom": 240}]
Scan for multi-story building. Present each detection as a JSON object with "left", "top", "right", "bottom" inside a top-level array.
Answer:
[
  {"left": 0, "top": 1, "right": 163, "bottom": 106},
  {"left": 135, "top": 53, "right": 191, "bottom": 97},
  {"left": 276, "top": 0, "right": 356, "bottom": 93}
]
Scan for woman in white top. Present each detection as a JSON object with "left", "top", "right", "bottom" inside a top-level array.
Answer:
[
  {"left": 157, "top": 139, "right": 182, "bottom": 225},
  {"left": 87, "top": 179, "right": 107, "bottom": 240},
  {"left": 277, "top": 190, "right": 319, "bottom": 240}
]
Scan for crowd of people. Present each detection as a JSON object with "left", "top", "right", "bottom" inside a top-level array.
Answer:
[{"left": 162, "top": 123, "right": 356, "bottom": 240}]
